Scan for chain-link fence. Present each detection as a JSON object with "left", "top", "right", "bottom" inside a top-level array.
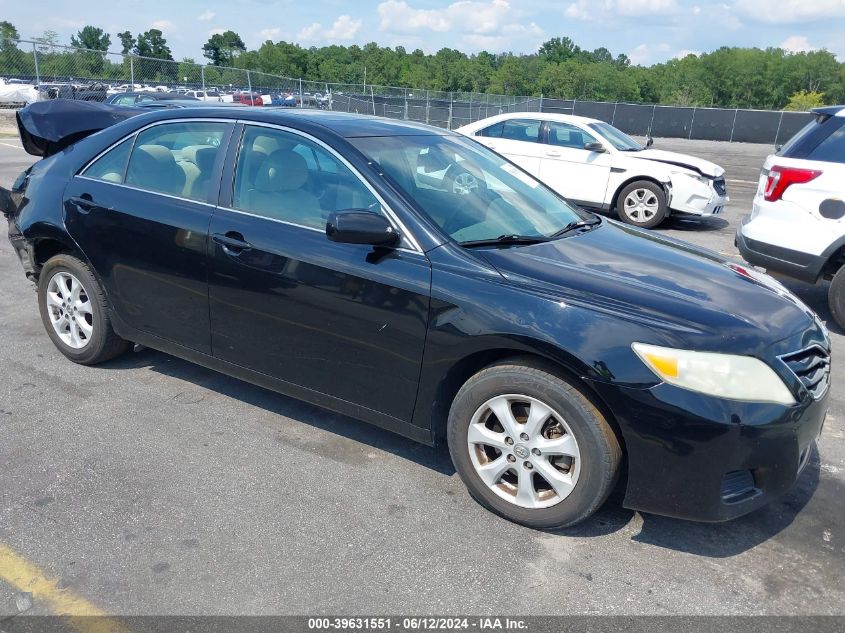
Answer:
[{"left": 0, "top": 38, "right": 815, "bottom": 143}]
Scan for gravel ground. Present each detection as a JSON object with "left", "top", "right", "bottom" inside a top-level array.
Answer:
[{"left": 0, "top": 135, "right": 843, "bottom": 617}]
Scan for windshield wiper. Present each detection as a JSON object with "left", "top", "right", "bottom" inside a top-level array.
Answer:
[
  {"left": 551, "top": 217, "right": 602, "bottom": 238},
  {"left": 459, "top": 234, "right": 550, "bottom": 248}
]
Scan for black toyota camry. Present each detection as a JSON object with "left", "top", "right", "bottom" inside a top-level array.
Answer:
[{"left": 3, "top": 100, "right": 831, "bottom": 528}]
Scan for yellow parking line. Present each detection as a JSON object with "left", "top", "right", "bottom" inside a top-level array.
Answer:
[{"left": 0, "top": 543, "right": 130, "bottom": 633}]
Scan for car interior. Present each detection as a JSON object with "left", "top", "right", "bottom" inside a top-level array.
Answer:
[{"left": 233, "top": 129, "right": 380, "bottom": 229}]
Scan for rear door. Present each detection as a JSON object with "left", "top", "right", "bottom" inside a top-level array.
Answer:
[
  {"left": 472, "top": 118, "right": 544, "bottom": 176},
  {"left": 65, "top": 119, "right": 233, "bottom": 353},
  {"left": 207, "top": 124, "right": 431, "bottom": 422},
  {"left": 538, "top": 121, "right": 612, "bottom": 207}
]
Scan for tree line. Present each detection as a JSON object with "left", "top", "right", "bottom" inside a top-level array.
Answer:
[{"left": 2, "top": 20, "right": 843, "bottom": 110}]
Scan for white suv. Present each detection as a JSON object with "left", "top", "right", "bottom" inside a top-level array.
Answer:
[
  {"left": 737, "top": 106, "right": 845, "bottom": 329},
  {"left": 456, "top": 112, "right": 728, "bottom": 228}
]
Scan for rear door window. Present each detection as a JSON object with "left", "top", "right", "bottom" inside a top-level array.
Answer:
[
  {"left": 480, "top": 119, "right": 540, "bottom": 143},
  {"left": 124, "top": 121, "right": 228, "bottom": 201}
]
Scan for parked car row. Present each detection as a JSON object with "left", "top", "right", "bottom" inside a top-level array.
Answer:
[{"left": 2, "top": 101, "right": 831, "bottom": 530}]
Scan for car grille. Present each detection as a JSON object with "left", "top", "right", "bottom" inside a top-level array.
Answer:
[
  {"left": 713, "top": 177, "right": 727, "bottom": 196},
  {"left": 780, "top": 345, "right": 831, "bottom": 400}
]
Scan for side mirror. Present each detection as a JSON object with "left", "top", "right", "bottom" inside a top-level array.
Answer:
[
  {"left": 326, "top": 210, "right": 401, "bottom": 247},
  {"left": 584, "top": 142, "right": 607, "bottom": 153},
  {"left": 646, "top": 136, "right": 654, "bottom": 148}
]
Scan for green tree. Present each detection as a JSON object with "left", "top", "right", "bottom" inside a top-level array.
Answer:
[
  {"left": 784, "top": 90, "right": 826, "bottom": 111},
  {"left": 202, "top": 30, "right": 246, "bottom": 66},
  {"left": 538, "top": 37, "right": 580, "bottom": 64},
  {"left": 71, "top": 26, "right": 111, "bottom": 52},
  {"left": 0, "top": 20, "right": 19, "bottom": 51},
  {"left": 117, "top": 31, "right": 135, "bottom": 55}
]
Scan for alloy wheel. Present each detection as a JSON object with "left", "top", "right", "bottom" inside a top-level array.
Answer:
[
  {"left": 466, "top": 394, "right": 580, "bottom": 509},
  {"left": 45, "top": 271, "right": 94, "bottom": 349}
]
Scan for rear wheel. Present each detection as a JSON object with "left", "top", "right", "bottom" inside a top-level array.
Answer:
[
  {"left": 829, "top": 266, "right": 845, "bottom": 331},
  {"left": 37, "top": 254, "right": 130, "bottom": 365},
  {"left": 447, "top": 360, "right": 622, "bottom": 529},
  {"left": 616, "top": 180, "right": 667, "bottom": 228}
]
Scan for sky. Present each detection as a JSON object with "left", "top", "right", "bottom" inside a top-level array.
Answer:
[{"left": 8, "top": 0, "right": 845, "bottom": 64}]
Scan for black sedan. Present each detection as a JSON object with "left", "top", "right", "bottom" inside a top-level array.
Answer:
[{"left": 3, "top": 102, "right": 831, "bottom": 528}]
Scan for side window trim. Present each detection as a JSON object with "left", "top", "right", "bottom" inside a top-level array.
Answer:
[
  {"left": 78, "top": 118, "right": 234, "bottom": 206},
  {"left": 226, "top": 121, "right": 422, "bottom": 252}
]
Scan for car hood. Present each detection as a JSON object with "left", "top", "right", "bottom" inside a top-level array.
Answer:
[
  {"left": 632, "top": 148, "right": 725, "bottom": 178},
  {"left": 479, "top": 221, "right": 814, "bottom": 352}
]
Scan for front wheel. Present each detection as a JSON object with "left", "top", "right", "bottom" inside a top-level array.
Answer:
[
  {"left": 447, "top": 360, "right": 622, "bottom": 529},
  {"left": 616, "top": 180, "right": 667, "bottom": 228},
  {"left": 37, "top": 254, "right": 131, "bottom": 365}
]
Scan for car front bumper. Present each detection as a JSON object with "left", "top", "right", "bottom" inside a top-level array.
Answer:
[
  {"left": 668, "top": 174, "right": 729, "bottom": 217},
  {"left": 587, "top": 357, "right": 829, "bottom": 522}
]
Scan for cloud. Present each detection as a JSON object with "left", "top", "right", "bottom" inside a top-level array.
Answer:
[
  {"left": 565, "top": 0, "right": 679, "bottom": 20},
  {"left": 733, "top": 0, "right": 845, "bottom": 23},
  {"left": 325, "top": 15, "right": 363, "bottom": 40},
  {"left": 150, "top": 20, "right": 174, "bottom": 31},
  {"left": 259, "top": 28, "right": 282, "bottom": 39},
  {"left": 780, "top": 35, "right": 816, "bottom": 53},
  {"left": 461, "top": 22, "right": 545, "bottom": 52},
  {"left": 297, "top": 16, "right": 362, "bottom": 43},
  {"left": 197, "top": 11, "right": 215, "bottom": 22},
  {"left": 674, "top": 49, "right": 701, "bottom": 59},
  {"left": 378, "top": 0, "right": 517, "bottom": 34},
  {"left": 628, "top": 43, "right": 651, "bottom": 65},
  {"left": 376, "top": 0, "right": 542, "bottom": 51}
]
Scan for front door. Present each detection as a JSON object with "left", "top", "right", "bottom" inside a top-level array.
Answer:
[
  {"left": 65, "top": 120, "right": 232, "bottom": 353},
  {"left": 207, "top": 124, "right": 431, "bottom": 422},
  {"left": 538, "top": 121, "right": 612, "bottom": 207}
]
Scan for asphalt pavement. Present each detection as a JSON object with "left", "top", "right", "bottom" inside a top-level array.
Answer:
[{"left": 0, "top": 135, "right": 843, "bottom": 617}]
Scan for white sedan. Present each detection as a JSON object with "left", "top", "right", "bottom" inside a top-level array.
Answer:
[{"left": 456, "top": 113, "right": 728, "bottom": 228}]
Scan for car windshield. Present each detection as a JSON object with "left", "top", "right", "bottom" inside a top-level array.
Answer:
[
  {"left": 349, "top": 134, "right": 591, "bottom": 244},
  {"left": 588, "top": 122, "right": 644, "bottom": 151}
]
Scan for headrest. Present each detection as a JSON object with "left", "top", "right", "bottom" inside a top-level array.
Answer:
[
  {"left": 181, "top": 145, "right": 216, "bottom": 170},
  {"left": 254, "top": 149, "right": 309, "bottom": 192},
  {"left": 134, "top": 144, "right": 176, "bottom": 170},
  {"left": 127, "top": 144, "right": 185, "bottom": 194}
]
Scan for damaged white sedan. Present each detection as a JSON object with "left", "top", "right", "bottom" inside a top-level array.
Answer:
[{"left": 457, "top": 113, "right": 728, "bottom": 228}]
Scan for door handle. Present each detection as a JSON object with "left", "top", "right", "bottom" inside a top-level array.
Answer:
[
  {"left": 545, "top": 150, "right": 561, "bottom": 157},
  {"left": 213, "top": 232, "right": 252, "bottom": 254},
  {"left": 68, "top": 196, "right": 107, "bottom": 214}
]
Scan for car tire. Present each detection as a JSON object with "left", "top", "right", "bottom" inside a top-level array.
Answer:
[
  {"left": 37, "top": 254, "right": 131, "bottom": 365},
  {"left": 447, "top": 359, "right": 622, "bottom": 529},
  {"left": 616, "top": 180, "right": 667, "bottom": 229},
  {"left": 829, "top": 266, "right": 845, "bottom": 332}
]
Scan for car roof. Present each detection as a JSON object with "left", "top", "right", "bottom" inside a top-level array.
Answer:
[
  {"left": 461, "top": 111, "right": 603, "bottom": 128},
  {"left": 133, "top": 107, "right": 453, "bottom": 137},
  {"left": 811, "top": 105, "right": 845, "bottom": 118}
]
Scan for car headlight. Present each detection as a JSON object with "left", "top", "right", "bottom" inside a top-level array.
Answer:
[
  {"left": 671, "top": 170, "right": 711, "bottom": 187},
  {"left": 632, "top": 343, "right": 796, "bottom": 405}
]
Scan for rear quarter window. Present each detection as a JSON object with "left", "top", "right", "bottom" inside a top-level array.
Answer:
[
  {"left": 778, "top": 116, "right": 845, "bottom": 162},
  {"left": 806, "top": 124, "right": 845, "bottom": 164},
  {"left": 82, "top": 138, "right": 133, "bottom": 183}
]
